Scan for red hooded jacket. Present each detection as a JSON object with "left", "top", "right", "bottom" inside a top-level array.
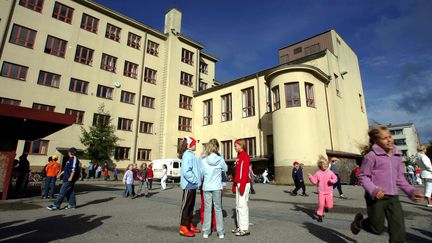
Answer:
[{"left": 233, "top": 150, "right": 251, "bottom": 195}]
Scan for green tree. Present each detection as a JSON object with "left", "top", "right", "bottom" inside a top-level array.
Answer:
[{"left": 80, "top": 105, "right": 119, "bottom": 167}]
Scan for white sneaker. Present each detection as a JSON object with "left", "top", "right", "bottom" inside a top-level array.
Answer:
[{"left": 203, "top": 234, "right": 209, "bottom": 239}]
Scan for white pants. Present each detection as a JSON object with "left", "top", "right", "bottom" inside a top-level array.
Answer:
[
  {"left": 236, "top": 183, "right": 250, "bottom": 231},
  {"left": 424, "top": 180, "right": 432, "bottom": 198},
  {"left": 161, "top": 176, "right": 167, "bottom": 190}
]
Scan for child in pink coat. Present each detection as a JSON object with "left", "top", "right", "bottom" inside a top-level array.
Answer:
[{"left": 308, "top": 158, "right": 338, "bottom": 222}]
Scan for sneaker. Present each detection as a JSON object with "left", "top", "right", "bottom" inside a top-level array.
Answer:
[
  {"left": 235, "top": 230, "right": 250, "bottom": 236},
  {"left": 219, "top": 235, "right": 225, "bottom": 239},
  {"left": 351, "top": 213, "right": 363, "bottom": 235},
  {"left": 317, "top": 216, "right": 323, "bottom": 222},
  {"left": 231, "top": 228, "right": 240, "bottom": 233},
  {"left": 46, "top": 205, "right": 58, "bottom": 210},
  {"left": 340, "top": 194, "right": 347, "bottom": 199},
  {"left": 203, "top": 234, "right": 209, "bottom": 239},
  {"left": 64, "top": 205, "right": 76, "bottom": 210}
]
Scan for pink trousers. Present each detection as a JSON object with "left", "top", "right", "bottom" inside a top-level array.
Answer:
[{"left": 317, "top": 192, "right": 333, "bottom": 216}]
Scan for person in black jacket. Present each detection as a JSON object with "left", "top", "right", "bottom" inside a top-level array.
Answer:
[{"left": 291, "top": 162, "right": 308, "bottom": 196}]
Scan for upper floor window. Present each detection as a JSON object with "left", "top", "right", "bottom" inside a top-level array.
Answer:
[
  {"left": 93, "top": 113, "right": 110, "bottom": 126},
  {"left": 199, "top": 62, "right": 208, "bottom": 74},
  {"left": 199, "top": 81, "right": 208, "bottom": 91},
  {"left": 45, "top": 35, "right": 67, "bottom": 58},
  {"left": 115, "top": 147, "right": 130, "bottom": 160},
  {"left": 0, "top": 97, "right": 21, "bottom": 106},
  {"left": 127, "top": 32, "right": 141, "bottom": 49},
  {"left": 221, "top": 140, "right": 233, "bottom": 160},
  {"left": 285, "top": 82, "right": 301, "bottom": 107},
  {"left": 181, "top": 48, "right": 194, "bottom": 65},
  {"left": 118, "top": 118, "right": 133, "bottom": 131},
  {"left": 120, "top": 90, "right": 135, "bottom": 104},
  {"left": 9, "top": 24, "right": 37, "bottom": 49},
  {"left": 203, "top": 99, "right": 213, "bottom": 126},
  {"left": 69, "top": 78, "right": 88, "bottom": 94},
  {"left": 221, "top": 93, "right": 232, "bottom": 122},
  {"left": 144, "top": 68, "right": 157, "bottom": 84},
  {"left": 24, "top": 140, "right": 49, "bottom": 155},
  {"left": 139, "top": 121, "right": 153, "bottom": 134},
  {"left": 265, "top": 85, "right": 272, "bottom": 113},
  {"left": 33, "top": 102, "right": 55, "bottom": 112},
  {"left": 180, "top": 71, "right": 193, "bottom": 87},
  {"left": 65, "top": 108, "right": 85, "bottom": 124},
  {"left": 81, "top": 14, "right": 99, "bottom": 33},
  {"left": 96, "top": 85, "right": 113, "bottom": 99},
  {"left": 52, "top": 2, "right": 74, "bottom": 24},
  {"left": 142, "top": 95, "right": 155, "bottom": 108},
  {"left": 179, "top": 94, "right": 192, "bottom": 110},
  {"left": 1, "top": 62, "right": 28, "bottom": 81},
  {"left": 178, "top": 116, "right": 192, "bottom": 132},
  {"left": 242, "top": 87, "right": 255, "bottom": 117},
  {"left": 101, "top": 53, "right": 117, "bottom": 72},
  {"left": 37, "top": 70, "right": 60, "bottom": 88},
  {"left": 304, "top": 43, "right": 321, "bottom": 55},
  {"left": 19, "top": 0, "right": 44, "bottom": 13},
  {"left": 105, "top": 23, "right": 121, "bottom": 42},
  {"left": 305, "top": 83, "right": 315, "bottom": 107},
  {"left": 137, "top": 148, "right": 151, "bottom": 161},
  {"left": 124, "top": 61, "right": 138, "bottom": 79},
  {"left": 244, "top": 137, "right": 256, "bottom": 158},
  {"left": 147, "top": 40, "right": 159, "bottom": 56},
  {"left": 75, "top": 45, "right": 94, "bottom": 65},
  {"left": 272, "top": 85, "right": 280, "bottom": 110}
]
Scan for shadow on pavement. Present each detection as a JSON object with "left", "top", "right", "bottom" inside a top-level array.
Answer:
[
  {"left": 303, "top": 222, "right": 357, "bottom": 243},
  {"left": 0, "top": 214, "right": 111, "bottom": 241},
  {"left": 78, "top": 196, "right": 116, "bottom": 208}
]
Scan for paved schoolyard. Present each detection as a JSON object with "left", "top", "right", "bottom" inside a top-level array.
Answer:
[{"left": 0, "top": 181, "right": 431, "bottom": 242}]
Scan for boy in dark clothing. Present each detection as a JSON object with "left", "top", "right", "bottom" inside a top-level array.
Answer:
[{"left": 291, "top": 162, "right": 308, "bottom": 196}]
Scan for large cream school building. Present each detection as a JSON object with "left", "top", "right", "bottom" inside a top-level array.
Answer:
[{"left": 0, "top": 0, "right": 368, "bottom": 183}]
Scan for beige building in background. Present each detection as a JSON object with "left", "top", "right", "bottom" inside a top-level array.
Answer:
[{"left": 0, "top": 0, "right": 368, "bottom": 183}]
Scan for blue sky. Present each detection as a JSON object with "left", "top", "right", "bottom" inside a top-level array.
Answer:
[{"left": 95, "top": 0, "right": 432, "bottom": 142}]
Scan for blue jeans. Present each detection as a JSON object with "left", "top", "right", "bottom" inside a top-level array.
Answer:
[
  {"left": 43, "top": 176, "right": 56, "bottom": 197},
  {"left": 54, "top": 181, "right": 76, "bottom": 208},
  {"left": 203, "top": 190, "right": 224, "bottom": 236}
]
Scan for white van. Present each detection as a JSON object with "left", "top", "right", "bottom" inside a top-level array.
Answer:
[{"left": 151, "top": 158, "right": 182, "bottom": 181}]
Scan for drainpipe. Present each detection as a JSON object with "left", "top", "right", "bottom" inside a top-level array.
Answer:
[
  {"left": 256, "top": 74, "right": 264, "bottom": 158},
  {"left": 0, "top": 0, "right": 17, "bottom": 60}
]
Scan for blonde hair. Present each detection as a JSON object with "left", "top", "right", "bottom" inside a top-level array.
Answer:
[
  {"left": 205, "top": 138, "right": 220, "bottom": 156},
  {"left": 417, "top": 144, "right": 427, "bottom": 153},
  {"left": 361, "top": 125, "right": 389, "bottom": 156}
]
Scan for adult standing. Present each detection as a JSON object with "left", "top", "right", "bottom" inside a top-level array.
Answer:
[
  {"left": 330, "top": 158, "right": 346, "bottom": 199},
  {"left": 416, "top": 145, "right": 432, "bottom": 207},
  {"left": 47, "top": 147, "right": 80, "bottom": 210},
  {"left": 179, "top": 136, "right": 202, "bottom": 237},
  {"left": 232, "top": 139, "right": 251, "bottom": 236},
  {"left": 147, "top": 164, "right": 154, "bottom": 190},
  {"left": 15, "top": 153, "right": 30, "bottom": 195},
  {"left": 42, "top": 155, "right": 61, "bottom": 199}
]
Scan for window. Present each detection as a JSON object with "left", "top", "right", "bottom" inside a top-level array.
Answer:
[
  {"left": 19, "top": 0, "right": 44, "bottom": 13},
  {"left": 244, "top": 137, "right": 256, "bottom": 158},
  {"left": 242, "top": 87, "right": 255, "bottom": 117},
  {"left": 24, "top": 140, "right": 49, "bottom": 155},
  {"left": 1, "top": 62, "right": 28, "bottom": 80},
  {"left": 96, "top": 85, "right": 113, "bottom": 99},
  {"left": 52, "top": 2, "right": 74, "bottom": 24},
  {"left": 178, "top": 116, "right": 192, "bottom": 132},
  {"left": 93, "top": 113, "right": 110, "bottom": 126},
  {"left": 139, "top": 121, "right": 153, "bottom": 134},
  {"left": 80, "top": 14, "right": 99, "bottom": 33},
  {"left": 120, "top": 90, "right": 135, "bottom": 104},
  {"left": 127, "top": 32, "right": 141, "bottom": 49},
  {"left": 115, "top": 147, "right": 130, "bottom": 160},
  {"left": 181, "top": 48, "right": 194, "bottom": 65},
  {"left": 199, "top": 62, "right": 208, "bottom": 74},
  {"left": 142, "top": 95, "right": 155, "bottom": 108},
  {"left": 265, "top": 85, "right": 272, "bottom": 113},
  {"left": 334, "top": 74, "right": 341, "bottom": 97},
  {"left": 359, "top": 94, "right": 364, "bottom": 112},
  {"left": 144, "top": 68, "right": 157, "bottom": 84},
  {"left": 0, "top": 97, "right": 21, "bottom": 106},
  {"left": 117, "top": 118, "right": 133, "bottom": 131},
  {"left": 179, "top": 94, "right": 192, "bottom": 110},
  {"left": 305, "top": 83, "right": 315, "bottom": 107},
  {"left": 272, "top": 86, "right": 280, "bottom": 110},
  {"left": 45, "top": 35, "right": 67, "bottom": 57},
  {"left": 394, "top": 139, "right": 406, "bottom": 146},
  {"left": 9, "top": 24, "right": 37, "bottom": 49},
  {"left": 304, "top": 43, "right": 321, "bottom": 55},
  {"left": 285, "top": 82, "right": 301, "bottom": 107},
  {"left": 221, "top": 93, "right": 232, "bottom": 121},
  {"left": 390, "top": 129, "right": 403, "bottom": 135},
  {"left": 105, "top": 23, "right": 121, "bottom": 42},
  {"left": 65, "top": 108, "right": 84, "bottom": 124},
  {"left": 147, "top": 40, "right": 159, "bottom": 56},
  {"left": 294, "top": 47, "right": 302, "bottom": 54},
  {"left": 69, "top": 78, "right": 88, "bottom": 94},
  {"left": 137, "top": 149, "right": 151, "bottom": 161},
  {"left": 180, "top": 71, "right": 193, "bottom": 87},
  {"left": 221, "top": 140, "right": 233, "bottom": 160},
  {"left": 75, "top": 45, "right": 94, "bottom": 65},
  {"left": 32, "top": 103, "right": 55, "bottom": 112},
  {"left": 101, "top": 53, "right": 117, "bottom": 72},
  {"left": 203, "top": 99, "right": 213, "bottom": 125},
  {"left": 199, "top": 81, "right": 208, "bottom": 91},
  {"left": 37, "top": 71, "right": 60, "bottom": 88},
  {"left": 124, "top": 61, "right": 138, "bottom": 78}
]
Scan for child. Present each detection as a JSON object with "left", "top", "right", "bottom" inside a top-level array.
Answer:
[
  {"left": 123, "top": 164, "right": 134, "bottom": 199},
  {"left": 307, "top": 158, "right": 338, "bottom": 222},
  {"left": 351, "top": 125, "right": 423, "bottom": 242},
  {"left": 291, "top": 162, "right": 308, "bottom": 196}
]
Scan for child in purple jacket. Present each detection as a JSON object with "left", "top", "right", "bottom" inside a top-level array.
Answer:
[{"left": 351, "top": 125, "right": 423, "bottom": 242}]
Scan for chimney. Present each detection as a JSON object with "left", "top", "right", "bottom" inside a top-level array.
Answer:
[{"left": 164, "top": 8, "right": 182, "bottom": 34}]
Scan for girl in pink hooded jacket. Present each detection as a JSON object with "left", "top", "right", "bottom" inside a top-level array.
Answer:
[{"left": 308, "top": 158, "right": 338, "bottom": 222}]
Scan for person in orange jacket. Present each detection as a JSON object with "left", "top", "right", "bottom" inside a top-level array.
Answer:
[
  {"left": 232, "top": 139, "right": 251, "bottom": 236},
  {"left": 42, "top": 155, "right": 61, "bottom": 199}
]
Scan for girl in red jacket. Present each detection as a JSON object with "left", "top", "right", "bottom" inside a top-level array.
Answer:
[{"left": 232, "top": 139, "right": 251, "bottom": 236}]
